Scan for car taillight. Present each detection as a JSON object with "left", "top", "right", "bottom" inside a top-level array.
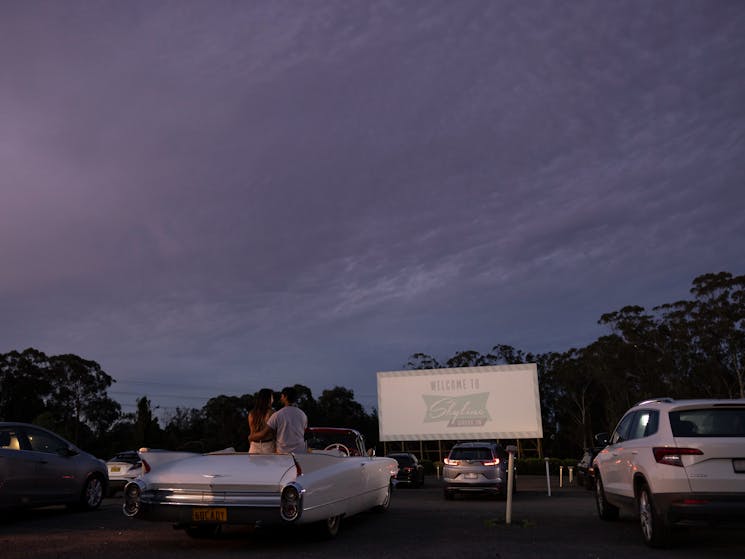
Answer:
[
  {"left": 653, "top": 447, "right": 703, "bottom": 467},
  {"left": 280, "top": 484, "right": 303, "bottom": 522},
  {"left": 404, "top": 467, "right": 413, "bottom": 472},
  {"left": 142, "top": 458, "right": 151, "bottom": 474},
  {"left": 123, "top": 482, "right": 142, "bottom": 517},
  {"left": 482, "top": 458, "right": 500, "bottom": 466},
  {"left": 681, "top": 498, "right": 709, "bottom": 505},
  {"left": 444, "top": 458, "right": 459, "bottom": 466}
]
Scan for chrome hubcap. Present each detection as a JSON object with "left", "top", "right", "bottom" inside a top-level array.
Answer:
[{"left": 87, "top": 478, "right": 102, "bottom": 506}]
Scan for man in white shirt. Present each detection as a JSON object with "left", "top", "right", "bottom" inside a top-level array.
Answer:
[{"left": 250, "top": 386, "right": 307, "bottom": 453}]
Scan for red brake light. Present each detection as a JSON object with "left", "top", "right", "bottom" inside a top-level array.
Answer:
[
  {"left": 653, "top": 447, "right": 703, "bottom": 467},
  {"left": 141, "top": 458, "right": 151, "bottom": 474},
  {"left": 482, "top": 458, "right": 500, "bottom": 466},
  {"left": 444, "top": 458, "right": 459, "bottom": 466}
]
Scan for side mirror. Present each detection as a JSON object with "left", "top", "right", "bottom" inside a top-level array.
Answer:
[{"left": 594, "top": 433, "right": 609, "bottom": 447}]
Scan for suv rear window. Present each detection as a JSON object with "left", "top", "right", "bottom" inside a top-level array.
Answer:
[
  {"left": 670, "top": 408, "right": 745, "bottom": 437},
  {"left": 394, "top": 455, "right": 414, "bottom": 466},
  {"left": 449, "top": 447, "right": 493, "bottom": 461}
]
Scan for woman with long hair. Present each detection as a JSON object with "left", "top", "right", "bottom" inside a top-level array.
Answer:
[{"left": 248, "top": 388, "right": 276, "bottom": 454}]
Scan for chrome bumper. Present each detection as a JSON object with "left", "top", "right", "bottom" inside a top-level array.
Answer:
[{"left": 125, "top": 483, "right": 284, "bottom": 526}]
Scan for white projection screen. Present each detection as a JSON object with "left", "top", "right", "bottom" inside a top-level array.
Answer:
[{"left": 377, "top": 364, "right": 543, "bottom": 441}]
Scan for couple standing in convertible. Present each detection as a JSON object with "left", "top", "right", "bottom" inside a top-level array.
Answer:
[{"left": 248, "top": 386, "right": 307, "bottom": 454}]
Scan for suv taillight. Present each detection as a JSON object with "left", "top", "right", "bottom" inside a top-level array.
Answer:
[
  {"left": 482, "top": 458, "right": 500, "bottom": 466},
  {"left": 444, "top": 458, "right": 459, "bottom": 466},
  {"left": 653, "top": 447, "right": 703, "bottom": 467}
]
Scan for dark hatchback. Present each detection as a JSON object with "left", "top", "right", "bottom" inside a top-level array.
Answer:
[
  {"left": 0, "top": 422, "right": 108, "bottom": 511},
  {"left": 387, "top": 452, "right": 425, "bottom": 487}
]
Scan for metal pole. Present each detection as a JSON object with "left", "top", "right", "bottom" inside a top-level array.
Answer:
[
  {"left": 544, "top": 458, "right": 551, "bottom": 496},
  {"left": 505, "top": 449, "right": 515, "bottom": 525}
]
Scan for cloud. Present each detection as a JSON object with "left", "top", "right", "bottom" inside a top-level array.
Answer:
[{"left": 1, "top": 1, "right": 744, "bottom": 412}]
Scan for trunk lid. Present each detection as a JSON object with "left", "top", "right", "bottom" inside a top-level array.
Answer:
[
  {"left": 681, "top": 438, "right": 745, "bottom": 493},
  {"left": 143, "top": 452, "right": 297, "bottom": 492}
]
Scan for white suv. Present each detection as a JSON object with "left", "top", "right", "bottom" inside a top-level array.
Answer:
[{"left": 592, "top": 398, "right": 745, "bottom": 547}]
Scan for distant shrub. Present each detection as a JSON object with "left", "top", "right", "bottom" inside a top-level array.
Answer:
[
  {"left": 421, "top": 459, "right": 436, "bottom": 475},
  {"left": 515, "top": 458, "right": 544, "bottom": 475},
  {"left": 515, "top": 457, "right": 576, "bottom": 475}
]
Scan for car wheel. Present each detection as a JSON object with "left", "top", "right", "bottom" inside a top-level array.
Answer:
[
  {"left": 316, "top": 514, "right": 342, "bottom": 538},
  {"left": 638, "top": 483, "right": 671, "bottom": 548},
  {"left": 594, "top": 475, "right": 619, "bottom": 521},
  {"left": 79, "top": 475, "right": 104, "bottom": 510},
  {"left": 185, "top": 524, "right": 221, "bottom": 539},
  {"left": 373, "top": 482, "right": 392, "bottom": 512}
]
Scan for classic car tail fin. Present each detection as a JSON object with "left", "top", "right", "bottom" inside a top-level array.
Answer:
[
  {"left": 137, "top": 448, "right": 199, "bottom": 472},
  {"left": 291, "top": 453, "right": 302, "bottom": 476}
]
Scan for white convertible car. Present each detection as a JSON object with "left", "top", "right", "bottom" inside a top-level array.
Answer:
[{"left": 123, "top": 428, "right": 398, "bottom": 538}]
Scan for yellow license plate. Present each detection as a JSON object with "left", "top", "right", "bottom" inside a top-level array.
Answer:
[
  {"left": 192, "top": 508, "right": 227, "bottom": 523},
  {"left": 110, "top": 466, "right": 121, "bottom": 473}
]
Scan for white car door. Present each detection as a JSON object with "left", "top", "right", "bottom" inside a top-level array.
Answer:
[
  {"left": 614, "top": 409, "right": 658, "bottom": 499},
  {"left": 599, "top": 412, "right": 636, "bottom": 497}
]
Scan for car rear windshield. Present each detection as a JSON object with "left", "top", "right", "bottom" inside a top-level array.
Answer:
[
  {"left": 669, "top": 408, "right": 745, "bottom": 437},
  {"left": 394, "top": 455, "right": 414, "bottom": 466},
  {"left": 449, "top": 447, "right": 493, "bottom": 461},
  {"left": 111, "top": 453, "right": 140, "bottom": 463}
]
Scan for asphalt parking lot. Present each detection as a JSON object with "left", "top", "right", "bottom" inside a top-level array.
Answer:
[{"left": 2, "top": 475, "right": 744, "bottom": 558}]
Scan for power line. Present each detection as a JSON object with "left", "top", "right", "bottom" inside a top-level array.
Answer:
[
  {"left": 110, "top": 390, "right": 212, "bottom": 401},
  {"left": 113, "top": 378, "right": 230, "bottom": 390}
]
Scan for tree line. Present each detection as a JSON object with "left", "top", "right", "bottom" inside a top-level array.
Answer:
[
  {"left": 0, "top": 352, "right": 377, "bottom": 459},
  {"left": 1, "top": 271, "right": 742, "bottom": 459},
  {"left": 407, "top": 271, "right": 745, "bottom": 456}
]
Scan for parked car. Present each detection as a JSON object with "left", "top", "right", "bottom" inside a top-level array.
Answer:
[
  {"left": 0, "top": 422, "right": 108, "bottom": 511},
  {"left": 442, "top": 441, "right": 515, "bottom": 500},
  {"left": 106, "top": 450, "right": 143, "bottom": 497},
  {"left": 576, "top": 444, "right": 604, "bottom": 490},
  {"left": 592, "top": 398, "right": 745, "bottom": 547},
  {"left": 387, "top": 452, "right": 425, "bottom": 487},
  {"left": 123, "top": 427, "right": 398, "bottom": 539}
]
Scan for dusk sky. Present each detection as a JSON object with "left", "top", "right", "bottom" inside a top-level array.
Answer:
[{"left": 2, "top": 1, "right": 744, "bottom": 417}]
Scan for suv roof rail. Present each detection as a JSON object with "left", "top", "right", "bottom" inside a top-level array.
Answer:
[{"left": 634, "top": 397, "right": 675, "bottom": 406}]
